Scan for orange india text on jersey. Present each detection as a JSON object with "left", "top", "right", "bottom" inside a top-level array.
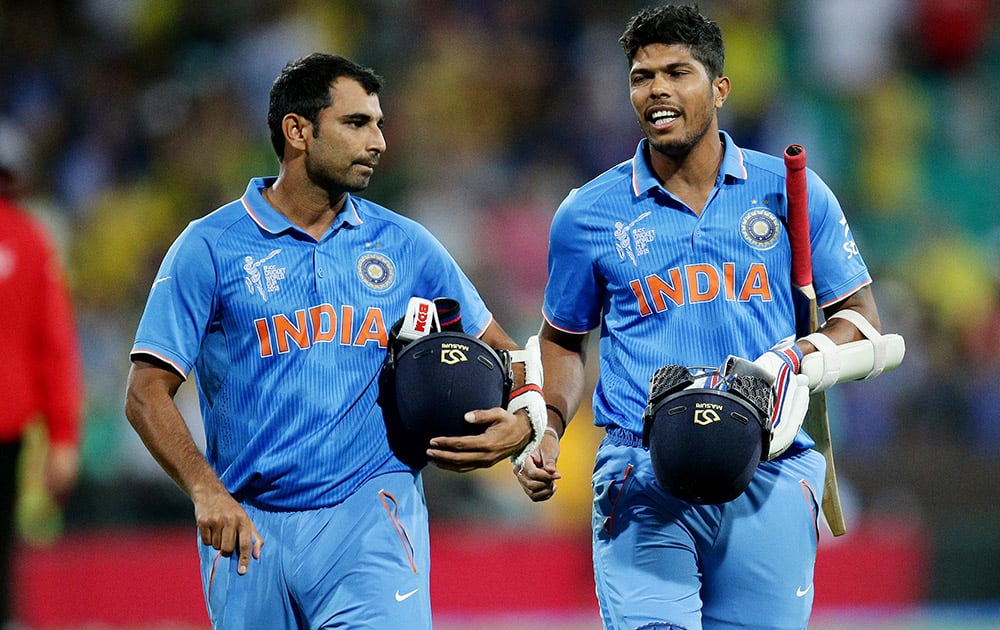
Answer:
[
  {"left": 629, "top": 262, "right": 773, "bottom": 316},
  {"left": 254, "top": 304, "right": 388, "bottom": 357}
]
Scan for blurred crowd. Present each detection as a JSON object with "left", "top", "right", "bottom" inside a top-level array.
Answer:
[{"left": 2, "top": 0, "right": 998, "bottom": 533}]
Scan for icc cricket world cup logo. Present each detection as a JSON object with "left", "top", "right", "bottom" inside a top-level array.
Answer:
[
  {"left": 615, "top": 211, "right": 655, "bottom": 266},
  {"left": 244, "top": 249, "right": 285, "bottom": 302}
]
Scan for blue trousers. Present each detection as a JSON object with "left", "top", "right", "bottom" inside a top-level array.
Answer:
[
  {"left": 592, "top": 437, "right": 826, "bottom": 630},
  {"left": 198, "top": 471, "right": 431, "bottom": 629}
]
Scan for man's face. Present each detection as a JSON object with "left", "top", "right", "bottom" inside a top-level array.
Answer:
[
  {"left": 304, "top": 77, "right": 386, "bottom": 194},
  {"left": 628, "top": 43, "right": 725, "bottom": 158}
]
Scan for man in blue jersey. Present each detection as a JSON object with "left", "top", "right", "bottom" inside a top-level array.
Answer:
[
  {"left": 125, "top": 53, "right": 535, "bottom": 629},
  {"left": 516, "top": 5, "right": 883, "bottom": 629}
]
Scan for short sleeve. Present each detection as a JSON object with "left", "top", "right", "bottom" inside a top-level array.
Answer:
[
  {"left": 407, "top": 224, "right": 492, "bottom": 336},
  {"left": 131, "top": 224, "right": 218, "bottom": 377},
  {"left": 806, "top": 169, "right": 872, "bottom": 306},
  {"left": 542, "top": 191, "right": 603, "bottom": 333}
]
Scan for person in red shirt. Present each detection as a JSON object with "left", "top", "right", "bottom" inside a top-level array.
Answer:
[{"left": 0, "top": 121, "right": 84, "bottom": 625}]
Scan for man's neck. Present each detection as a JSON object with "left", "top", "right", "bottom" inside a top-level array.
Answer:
[
  {"left": 648, "top": 132, "right": 724, "bottom": 216},
  {"left": 264, "top": 175, "right": 347, "bottom": 240}
]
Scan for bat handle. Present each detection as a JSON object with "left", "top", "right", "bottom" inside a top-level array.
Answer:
[{"left": 784, "top": 144, "right": 807, "bottom": 170}]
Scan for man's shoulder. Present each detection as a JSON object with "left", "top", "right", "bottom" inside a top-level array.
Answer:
[
  {"left": 736, "top": 144, "right": 789, "bottom": 179},
  {"left": 190, "top": 197, "right": 251, "bottom": 231},
  {"left": 0, "top": 196, "right": 27, "bottom": 222},
  {"left": 351, "top": 196, "right": 434, "bottom": 239},
  {"left": 561, "top": 159, "right": 635, "bottom": 212},
  {"left": 734, "top": 144, "right": 835, "bottom": 196},
  {"left": 167, "top": 198, "right": 250, "bottom": 255},
  {"left": 351, "top": 195, "right": 402, "bottom": 221},
  {"left": 0, "top": 197, "right": 50, "bottom": 242}
]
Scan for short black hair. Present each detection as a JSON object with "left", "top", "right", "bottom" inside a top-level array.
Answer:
[
  {"left": 267, "top": 53, "right": 383, "bottom": 160},
  {"left": 619, "top": 5, "right": 725, "bottom": 79}
]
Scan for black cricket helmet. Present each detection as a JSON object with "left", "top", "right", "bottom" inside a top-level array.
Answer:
[
  {"left": 641, "top": 358, "right": 774, "bottom": 504},
  {"left": 378, "top": 298, "right": 512, "bottom": 467}
]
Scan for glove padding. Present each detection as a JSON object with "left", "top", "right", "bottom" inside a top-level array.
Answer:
[
  {"left": 753, "top": 343, "right": 810, "bottom": 460},
  {"left": 507, "top": 335, "right": 546, "bottom": 468}
]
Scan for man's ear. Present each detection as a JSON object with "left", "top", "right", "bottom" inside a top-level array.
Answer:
[
  {"left": 714, "top": 76, "right": 731, "bottom": 108},
  {"left": 282, "top": 113, "right": 311, "bottom": 153}
]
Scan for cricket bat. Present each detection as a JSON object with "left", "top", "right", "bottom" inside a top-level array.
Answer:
[{"left": 784, "top": 143, "right": 847, "bottom": 537}]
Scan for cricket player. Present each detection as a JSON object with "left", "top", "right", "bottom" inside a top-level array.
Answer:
[
  {"left": 125, "top": 53, "right": 536, "bottom": 629},
  {"left": 516, "top": 5, "right": 884, "bottom": 629}
]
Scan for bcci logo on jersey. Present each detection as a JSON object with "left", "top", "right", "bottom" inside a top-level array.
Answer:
[
  {"left": 739, "top": 208, "right": 781, "bottom": 250},
  {"left": 357, "top": 252, "right": 395, "bottom": 291},
  {"left": 244, "top": 249, "right": 286, "bottom": 302}
]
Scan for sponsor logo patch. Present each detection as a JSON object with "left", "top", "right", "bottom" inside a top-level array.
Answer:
[
  {"left": 440, "top": 342, "right": 471, "bottom": 365},
  {"left": 694, "top": 402, "right": 723, "bottom": 426}
]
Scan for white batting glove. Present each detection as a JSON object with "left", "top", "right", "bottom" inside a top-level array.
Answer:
[
  {"left": 507, "top": 335, "right": 546, "bottom": 469},
  {"left": 753, "top": 343, "right": 810, "bottom": 460}
]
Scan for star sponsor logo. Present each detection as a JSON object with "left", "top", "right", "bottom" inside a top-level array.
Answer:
[{"left": 840, "top": 216, "right": 861, "bottom": 259}]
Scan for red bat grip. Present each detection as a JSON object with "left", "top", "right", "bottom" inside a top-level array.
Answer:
[{"left": 784, "top": 144, "right": 812, "bottom": 289}]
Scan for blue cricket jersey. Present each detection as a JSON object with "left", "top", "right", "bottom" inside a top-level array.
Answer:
[
  {"left": 543, "top": 132, "right": 871, "bottom": 448},
  {"left": 131, "top": 177, "right": 492, "bottom": 510}
]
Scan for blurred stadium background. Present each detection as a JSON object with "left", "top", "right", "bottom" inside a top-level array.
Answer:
[{"left": 3, "top": 0, "right": 999, "bottom": 628}]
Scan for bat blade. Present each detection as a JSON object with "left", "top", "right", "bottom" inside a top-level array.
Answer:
[
  {"left": 784, "top": 143, "right": 847, "bottom": 537},
  {"left": 805, "top": 392, "right": 846, "bottom": 536}
]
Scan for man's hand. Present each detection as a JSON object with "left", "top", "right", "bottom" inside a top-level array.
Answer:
[
  {"left": 426, "top": 407, "right": 533, "bottom": 472},
  {"left": 753, "top": 345, "right": 810, "bottom": 459},
  {"left": 514, "top": 428, "right": 561, "bottom": 501},
  {"left": 192, "top": 486, "right": 264, "bottom": 576},
  {"left": 127, "top": 360, "right": 263, "bottom": 574},
  {"left": 44, "top": 442, "right": 80, "bottom": 499}
]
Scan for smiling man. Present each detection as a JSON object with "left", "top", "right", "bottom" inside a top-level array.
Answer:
[{"left": 516, "top": 5, "right": 884, "bottom": 630}]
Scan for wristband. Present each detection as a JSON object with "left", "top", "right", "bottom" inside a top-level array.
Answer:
[
  {"left": 510, "top": 384, "right": 543, "bottom": 399},
  {"left": 545, "top": 403, "right": 567, "bottom": 432}
]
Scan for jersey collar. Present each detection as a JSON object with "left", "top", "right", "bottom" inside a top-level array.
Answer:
[
  {"left": 240, "top": 177, "right": 364, "bottom": 236},
  {"left": 630, "top": 130, "right": 748, "bottom": 198}
]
